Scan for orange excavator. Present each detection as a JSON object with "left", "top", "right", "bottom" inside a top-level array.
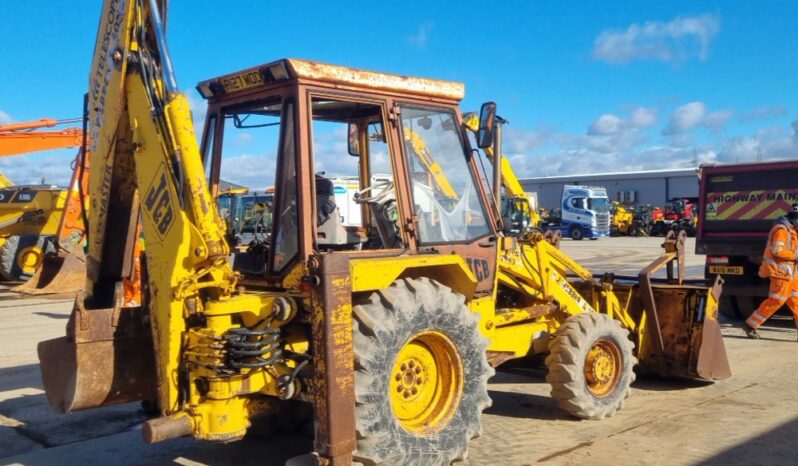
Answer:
[
  {"left": 1, "top": 114, "right": 142, "bottom": 302},
  {"left": 0, "top": 117, "right": 85, "bottom": 288},
  {"left": 0, "top": 118, "right": 83, "bottom": 156}
]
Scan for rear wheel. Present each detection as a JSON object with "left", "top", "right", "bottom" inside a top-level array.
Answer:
[
  {"left": 717, "top": 295, "right": 736, "bottom": 320},
  {"left": 0, "top": 235, "right": 54, "bottom": 281},
  {"left": 732, "top": 295, "right": 762, "bottom": 320},
  {"left": 545, "top": 313, "right": 636, "bottom": 419},
  {"left": 352, "top": 278, "right": 493, "bottom": 466},
  {"left": 570, "top": 227, "right": 584, "bottom": 241}
]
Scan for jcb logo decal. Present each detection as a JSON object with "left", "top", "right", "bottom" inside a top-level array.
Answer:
[
  {"left": 144, "top": 165, "right": 175, "bottom": 238},
  {"left": 467, "top": 258, "right": 490, "bottom": 281}
]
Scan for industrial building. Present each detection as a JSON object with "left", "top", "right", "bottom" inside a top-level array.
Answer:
[{"left": 521, "top": 168, "right": 699, "bottom": 209}]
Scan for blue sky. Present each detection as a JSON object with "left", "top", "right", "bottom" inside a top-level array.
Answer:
[{"left": 1, "top": 0, "right": 796, "bottom": 186}]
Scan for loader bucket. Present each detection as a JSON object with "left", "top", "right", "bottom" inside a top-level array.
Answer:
[
  {"left": 575, "top": 230, "right": 731, "bottom": 381},
  {"left": 14, "top": 250, "right": 86, "bottom": 295},
  {"left": 636, "top": 278, "right": 730, "bottom": 380},
  {"left": 38, "top": 289, "right": 157, "bottom": 413}
]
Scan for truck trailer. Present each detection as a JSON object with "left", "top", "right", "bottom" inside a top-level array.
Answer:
[{"left": 697, "top": 160, "right": 798, "bottom": 318}]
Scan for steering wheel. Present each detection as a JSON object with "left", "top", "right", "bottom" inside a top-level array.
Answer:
[{"left": 355, "top": 180, "right": 395, "bottom": 205}]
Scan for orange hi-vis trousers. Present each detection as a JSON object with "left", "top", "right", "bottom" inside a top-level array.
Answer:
[{"left": 746, "top": 276, "right": 798, "bottom": 329}]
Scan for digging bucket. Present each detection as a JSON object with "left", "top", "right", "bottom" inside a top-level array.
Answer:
[
  {"left": 38, "top": 284, "right": 156, "bottom": 413},
  {"left": 14, "top": 250, "right": 86, "bottom": 295}
]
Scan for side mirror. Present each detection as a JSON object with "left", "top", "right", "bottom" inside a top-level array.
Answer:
[
  {"left": 477, "top": 102, "right": 497, "bottom": 149},
  {"left": 347, "top": 123, "right": 359, "bottom": 157}
]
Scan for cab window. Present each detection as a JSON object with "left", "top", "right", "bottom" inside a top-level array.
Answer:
[
  {"left": 309, "top": 96, "right": 402, "bottom": 251},
  {"left": 400, "top": 105, "right": 490, "bottom": 244}
]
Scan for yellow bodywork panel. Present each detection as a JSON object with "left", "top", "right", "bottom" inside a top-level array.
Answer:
[
  {"left": 0, "top": 189, "right": 66, "bottom": 240},
  {"left": 350, "top": 254, "right": 478, "bottom": 297}
]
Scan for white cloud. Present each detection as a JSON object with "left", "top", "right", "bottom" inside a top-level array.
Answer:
[
  {"left": 505, "top": 107, "right": 796, "bottom": 180},
  {"left": 407, "top": 22, "right": 434, "bottom": 49},
  {"left": 0, "top": 110, "right": 12, "bottom": 124},
  {"left": 0, "top": 150, "right": 76, "bottom": 186},
  {"left": 588, "top": 107, "right": 657, "bottom": 136},
  {"left": 629, "top": 107, "right": 658, "bottom": 128},
  {"left": 662, "top": 101, "right": 732, "bottom": 138},
  {"left": 663, "top": 102, "right": 705, "bottom": 134},
  {"left": 740, "top": 106, "right": 787, "bottom": 122},
  {"left": 220, "top": 153, "right": 278, "bottom": 190},
  {"left": 702, "top": 109, "right": 734, "bottom": 134},
  {"left": 588, "top": 114, "right": 622, "bottom": 135},
  {"left": 187, "top": 91, "right": 208, "bottom": 132},
  {"left": 506, "top": 127, "right": 550, "bottom": 153},
  {"left": 592, "top": 14, "right": 720, "bottom": 64}
]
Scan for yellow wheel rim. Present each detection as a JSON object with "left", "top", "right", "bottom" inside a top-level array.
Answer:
[
  {"left": 584, "top": 338, "right": 622, "bottom": 398},
  {"left": 390, "top": 331, "right": 463, "bottom": 435},
  {"left": 17, "top": 245, "right": 43, "bottom": 275}
]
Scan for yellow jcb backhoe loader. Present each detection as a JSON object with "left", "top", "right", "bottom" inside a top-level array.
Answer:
[{"left": 38, "top": 1, "right": 730, "bottom": 465}]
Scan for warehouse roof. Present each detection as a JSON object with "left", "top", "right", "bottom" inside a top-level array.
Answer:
[{"left": 521, "top": 167, "right": 698, "bottom": 184}]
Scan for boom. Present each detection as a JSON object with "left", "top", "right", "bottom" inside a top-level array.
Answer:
[
  {"left": 0, "top": 118, "right": 83, "bottom": 156},
  {"left": 41, "top": 0, "right": 290, "bottom": 439}
]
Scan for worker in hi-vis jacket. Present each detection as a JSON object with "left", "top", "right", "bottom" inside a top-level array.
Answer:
[{"left": 744, "top": 204, "right": 798, "bottom": 340}]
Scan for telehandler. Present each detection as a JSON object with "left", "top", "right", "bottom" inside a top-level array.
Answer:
[{"left": 38, "top": 1, "right": 730, "bottom": 465}]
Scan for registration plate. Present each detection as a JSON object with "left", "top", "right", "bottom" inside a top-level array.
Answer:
[{"left": 709, "top": 266, "right": 744, "bottom": 275}]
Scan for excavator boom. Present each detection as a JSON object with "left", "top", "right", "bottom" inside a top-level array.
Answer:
[{"left": 0, "top": 118, "right": 83, "bottom": 156}]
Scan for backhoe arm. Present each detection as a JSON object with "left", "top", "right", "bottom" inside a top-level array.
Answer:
[
  {"left": 463, "top": 113, "right": 540, "bottom": 226},
  {"left": 403, "top": 127, "right": 459, "bottom": 199},
  {"left": 39, "top": 0, "right": 299, "bottom": 442}
]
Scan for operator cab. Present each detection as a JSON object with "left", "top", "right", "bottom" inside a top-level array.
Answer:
[{"left": 198, "top": 59, "right": 498, "bottom": 291}]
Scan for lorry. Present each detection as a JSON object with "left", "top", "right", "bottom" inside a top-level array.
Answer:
[
  {"left": 543, "top": 185, "right": 611, "bottom": 240},
  {"left": 37, "top": 2, "right": 730, "bottom": 465},
  {"left": 697, "top": 160, "right": 798, "bottom": 318}
]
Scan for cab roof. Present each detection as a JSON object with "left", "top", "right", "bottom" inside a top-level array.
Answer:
[{"left": 196, "top": 58, "right": 465, "bottom": 101}]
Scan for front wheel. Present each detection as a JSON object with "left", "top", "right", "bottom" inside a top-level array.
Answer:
[
  {"left": 0, "top": 234, "right": 54, "bottom": 281},
  {"left": 570, "top": 227, "right": 584, "bottom": 241},
  {"left": 352, "top": 278, "right": 493, "bottom": 466},
  {"left": 545, "top": 313, "right": 636, "bottom": 420}
]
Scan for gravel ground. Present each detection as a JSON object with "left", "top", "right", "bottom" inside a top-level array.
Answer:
[{"left": 2, "top": 236, "right": 796, "bottom": 465}]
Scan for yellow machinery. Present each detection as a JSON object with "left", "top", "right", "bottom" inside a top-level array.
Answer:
[
  {"left": 0, "top": 118, "right": 83, "bottom": 281},
  {"left": 38, "top": 2, "right": 731, "bottom": 465},
  {"left": 610, "top": 201, "right": 635, "bottom": 236},
  {"left": 463, "top": 112, "right": 540, "bottom": 231}
]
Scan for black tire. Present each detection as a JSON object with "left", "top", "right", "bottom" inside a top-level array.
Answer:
[
  {"left": 732, "top": 295, "right": 762, "bottom": 320},
  {"left": 352, "top": 277, "right": 493, "bottom": 466},
  {"left": 570, "top": 227, "right": 584, "bottom": 241},
  {"left": 717, "top": 295, "right": 737, "bottom": 320},
  {"left": 0, "top": 234, "right": 54, "bottom": 281},
  {"left": 589, "top": 237, "right": 598, "bottom": 241},
  {"left": 545, "top": 313, "right": 636, "bottom": 420}
]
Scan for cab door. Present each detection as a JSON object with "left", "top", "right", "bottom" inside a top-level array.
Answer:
[{"left": 394, "top": 103, "right": 498, "bottom": 295}]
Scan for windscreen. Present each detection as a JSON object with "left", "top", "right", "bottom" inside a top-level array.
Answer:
[
  {"left": 588, "top": 197, "right": 610, "bottom": 213},
  {"left": 400, "top": 105, "right": 490, "bottom": 243}
]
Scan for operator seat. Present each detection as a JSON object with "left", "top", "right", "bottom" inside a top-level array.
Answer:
[{"left": 315, "top": 173, "right": 365, "bottom": 248}]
